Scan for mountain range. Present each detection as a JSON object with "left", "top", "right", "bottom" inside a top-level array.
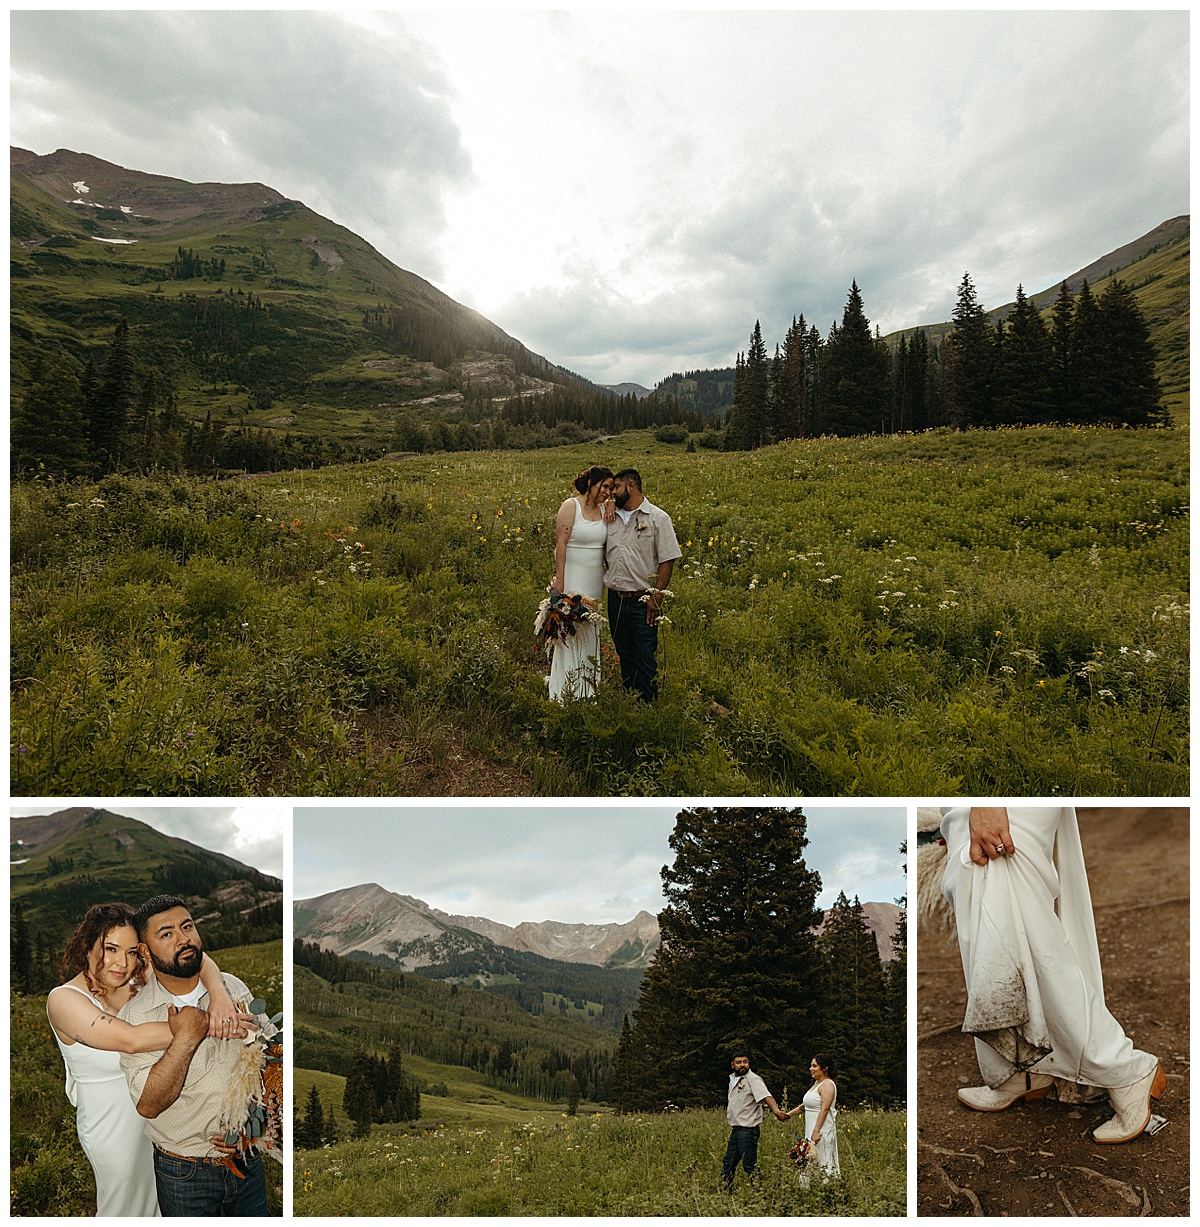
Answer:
[
  {"left": 10, "top": 146, "right": 677, "bottom": 461},
  {"left": 13, "top": 146, "right": 1185, "bottom": 454},
  {"left": 294, "top": 882, "right": 903, "bottom": 973},
  {"left": 11, "top": 807, "right": 283, "bottom": 954}
]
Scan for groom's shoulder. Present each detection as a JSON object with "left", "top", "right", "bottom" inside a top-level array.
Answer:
[
  {"left": 119, "top": 975, "right": 167, "bottom": 1022},
  {"left": 219, "top": 972, "right": 254, "bottom": 1004}
]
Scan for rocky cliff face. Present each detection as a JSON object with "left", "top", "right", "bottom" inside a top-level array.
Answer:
[
  {"left": 295, "top": 884, "right": 906, "bottom": 970},
  {"left": 294, "top": 883, "right": 661, "bottom": 968}
]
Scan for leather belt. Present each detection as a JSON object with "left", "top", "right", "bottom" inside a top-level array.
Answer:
[
  {"left": 610, "top": 589, "right": 648, "bottom": 600},
  {"left": 154, "top": 1145, "right": 232, "bottom": 1166}
]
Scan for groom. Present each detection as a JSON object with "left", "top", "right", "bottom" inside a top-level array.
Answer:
[
  {"left": 119, "top": 895, "right": 273, "bottom": 1217},
  {"left": 722, "top": 1051, "right": 790, "bottom": 1190},
  {"left": 604, "top": 468, "right": 681, "bottom": 702}
]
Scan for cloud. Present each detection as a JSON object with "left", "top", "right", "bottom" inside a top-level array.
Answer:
[
  {"left": 8, "top": 803, "right": 285, "bottom": 877},
  {"left": 294, "top": 805, "right": 906, "bottom": 924},
  {"left": 10, "top": 10, "right": 473, "bottom": 281},
  {"left": 10, "top": 10, "right": 1185, "bottom": 386}
]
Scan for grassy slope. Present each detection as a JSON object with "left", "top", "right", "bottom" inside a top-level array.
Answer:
[
  {"left": 889, "top": 227, "right": 1190, "bottom": 424},
  {"left": 294, "top": 1103, "right": 906, "bottom": 1216},
  {"left": 11, "top": 426, "right": 1189, "bottom": 797},
  {"left": 11, "top": 810, "right": 276, "bottom": 949},
  {"left": 295, "top": 1055, "right": 587, "bottom": 1132},
  {"left": 11, "top": 168, "right": 540, "bottom": 446}
]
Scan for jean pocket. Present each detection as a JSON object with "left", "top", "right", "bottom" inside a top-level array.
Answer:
[{"left": 156, "top": 1154, "right": 199, "bottom": 1184}]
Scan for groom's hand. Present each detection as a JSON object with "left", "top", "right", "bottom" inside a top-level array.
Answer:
[{"left": 167, "top": 1003, "right": 210, "bottom": 1044}]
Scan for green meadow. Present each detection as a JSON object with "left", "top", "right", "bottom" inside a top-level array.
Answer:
[
  {"left": 294, "top": 1069, "right": 905, "bottom": 1217},
  {"left": 11, "top": 426, "right": 1188, "bottom": 796}
]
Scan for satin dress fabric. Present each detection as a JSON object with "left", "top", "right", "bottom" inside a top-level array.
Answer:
[
  {"left": 801, "top": 1080, "right": 840, "bottom": 1177},
  {"left": 48, "top": 984, "right": 161, "bottom": 1217},
  {"left": 548, "top": 498, "right": 606, "bottom": 701},
  {"left": 940, "top": 805, "right": 1157, "bottom": 1091}
]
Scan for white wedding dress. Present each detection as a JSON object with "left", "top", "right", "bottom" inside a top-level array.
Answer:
[
  {"left": 548, "top": 498, "right": 606, "bottom": 701},
  {"left": 940, "top": 806, "right": 1158, "bottom": 1093},
  {"left": 48, "top": 985, "right": 161, "bottom": 1217},
  {"left": 802, "top": 1080, "right": 840, "bottom": 1176}
]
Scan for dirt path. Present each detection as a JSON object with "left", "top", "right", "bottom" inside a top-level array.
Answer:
[{"left": 917, "top": 807, "right": 1190, "bottom": 1217}]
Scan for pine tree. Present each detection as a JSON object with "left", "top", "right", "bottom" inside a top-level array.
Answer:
[
  {"left": 821, "top": 282, "right": 890, "bottom": 436},
  {"left": 946, "top": 273, "right": 995, "bottom": 428},
  {"left": 323, "top": 1106, "right": 340, "bottom": 1145},
  {"left": 566, "top": 1072, "right": 581, "bottom": 1116},
  {"left": 297, "top": 1085, "right": 325, "bottom": 1149},
  {"left": 624, "top": 807, "right": 825, "bottom": 1110},
  {"left": 1097, "top": 279, "right": 1166, "bottom": 426},
  {"left": 11, "top": 357, "right": 91, "bottom": 476},
  {"left": 1049, "top": 281, "right": 1075, "bottom": 421},
  {"left": 1070, "top": 280, "right": 1106, "bottom": 424},
  {"left": 904, "top": 330, "right": 931, "bottom": 432},
  {"left": 772, "top": 316, "right": 808, "bottom": 440},
  {"left": 815, "top": 892, "right": 890, "bottom": 1104},
  {"left": 725, "top": 323, "right": 770, "bottom": 449},
  {"left": 993, "top": 285, "right": 1054, "bottom": 425},
  {"left": 612, "top": 1015, "right": 635, "bottom": 1111},
  {"left": 90, "top": 319, "right": 137, "bottom": 470},
  {"left": 12, "top": 903, "right": 33, "bottom": 995},
  {"left": 882, "top": 842, "right": 907, "bottom": 1103},
  {"left": 343, "top": 1051, "right": 378, "bottom": 1138}
]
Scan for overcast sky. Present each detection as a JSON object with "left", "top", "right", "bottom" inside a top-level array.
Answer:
[
  {"left": 10, "top": 9, "right": 1188, "bottom": 386},
  {"left": 294, "top": 804, "right": 906, "bottom": 923},
  {"left": 9, "top": 803, "right": 286, "bottom": 879}
]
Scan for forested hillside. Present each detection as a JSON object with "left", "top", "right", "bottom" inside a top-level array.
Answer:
[
  {"left": 10, "top": 147, "right": 704, "bottom": 477},
  {"left": 294, "top": 945, "right": 619, "bottom": 1104},
  {"left": 659, "top": 219, "right": 1189, "bottom": 437}
]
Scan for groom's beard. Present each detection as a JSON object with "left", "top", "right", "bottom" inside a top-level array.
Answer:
[
  {"left": 150, "top": 944, "right": 202, "bottom": 978},
  {"left": 614, "top": 491, "right": 631, "bottom": 508}
]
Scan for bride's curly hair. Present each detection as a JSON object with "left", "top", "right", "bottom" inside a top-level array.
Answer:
[
  {"left": 812, "top": 1052, "right": 839, "bottom": 1080},
  {"left": 60, "top": 901, "right": 146, "bottom": 999},
  {"left": 572, "top": 465, "right": 614, "bottom": 495}
]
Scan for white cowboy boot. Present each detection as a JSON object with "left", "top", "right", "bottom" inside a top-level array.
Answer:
[
  {"left": 1092, "top": 1064, "right": 1167, "bottom": 1143},
  {"left": 957, "top": 1070, "right": 1054, "bottom": 1111}
]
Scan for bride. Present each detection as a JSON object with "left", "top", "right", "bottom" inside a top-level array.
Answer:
[
  {"left": 45, "top": 901, "right": 251, "bottom": 1217},
  {"left": 547, "top": 465, "right": 613, "bottom": 701},
  {"left": 787, "top": 1053, "right": 840, "bottom": 1177}
]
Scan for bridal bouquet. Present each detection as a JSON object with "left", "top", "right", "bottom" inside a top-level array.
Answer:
[
  {"left": 218, "top": 995, "right": 283, "bottom": 1163},
  {"left": 788, "top": 1137, "right": 811, "bottom": 1171},
  {"left": 534, "top": 588, "right": 603, "bottom": 656}
]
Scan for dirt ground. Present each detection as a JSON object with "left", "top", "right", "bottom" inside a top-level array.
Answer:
[{"left": 917, "top": 807, "right": 1190, "bottom": 1217}]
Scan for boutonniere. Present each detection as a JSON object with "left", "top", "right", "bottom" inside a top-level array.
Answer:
[{"left": 635, "top": 519, "right": 648, "bottom": 532}]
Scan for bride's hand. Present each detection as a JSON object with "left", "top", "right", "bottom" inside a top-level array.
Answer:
[
  {"left": 969, "top": 806, "right": 1015, "bottom": 866},
  {"left": 207, "top": 999, "right": 240, "bottom": 1040}
]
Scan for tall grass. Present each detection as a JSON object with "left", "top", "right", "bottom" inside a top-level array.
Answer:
[
  {"left": 295, "top": 1106, "right": 905, "bottom": 1216},
  {"left": 11, "top": 426, "right": 1188, "bottom": 795}
]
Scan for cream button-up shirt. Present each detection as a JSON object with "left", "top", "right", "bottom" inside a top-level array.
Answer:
[
  {"left": 727, "top": 1070, "right": 772, "bottom": 1126},
  {"left": 118, "top": 970, "right": 269, "bottom": 1157},
  {"left": 603, "top": 498, "right": 682, "bottom": 594}
]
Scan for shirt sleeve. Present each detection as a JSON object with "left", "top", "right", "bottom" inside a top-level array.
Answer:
[
  {"left": 748, "top": 1072, "right": 771, "bottom": 1103},
  {"left": 120, "top": 1047, "right": 158, "bottom": 1106},
  {"left": 653, "top": 509, "right": 682, "bottom": 565}
]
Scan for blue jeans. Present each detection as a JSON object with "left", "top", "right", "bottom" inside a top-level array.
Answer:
[
  {"left": 722, "top": 1125, "right": 760, "bottom": 1186},
  {"left": 153, "top": 1147, "right": 269, "bottom": 1217},
  {"left": 607, "top": 591, "right": 659, "bottom": 701}
]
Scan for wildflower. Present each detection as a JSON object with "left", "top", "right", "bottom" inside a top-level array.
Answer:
[{"left": 17, "top": 745, "right": 28, "bottom": 756}]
